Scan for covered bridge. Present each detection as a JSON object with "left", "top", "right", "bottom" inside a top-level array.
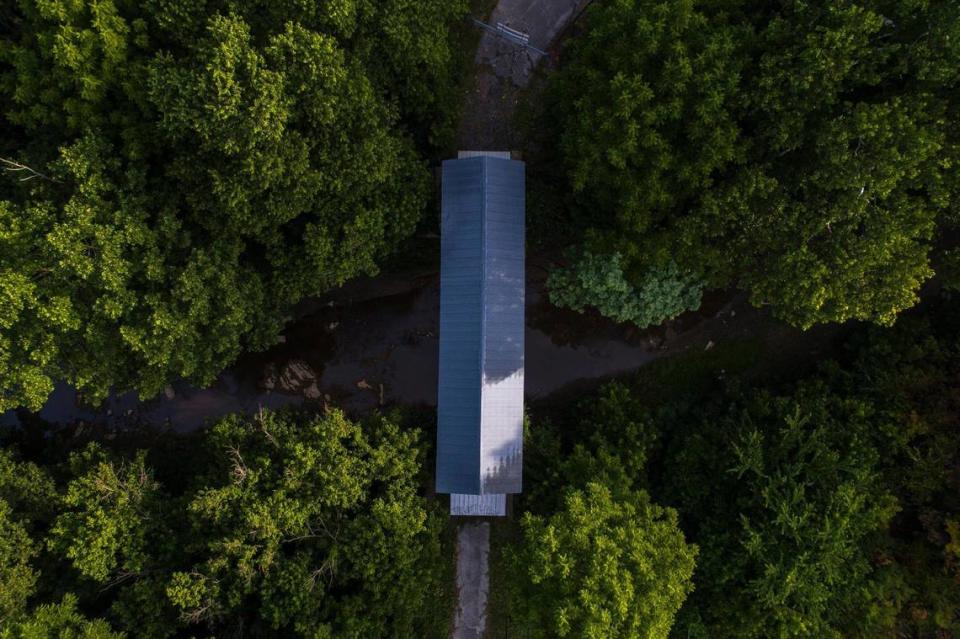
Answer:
[{"left": 436, "top": 152, "right": 525, "bottom": 516}]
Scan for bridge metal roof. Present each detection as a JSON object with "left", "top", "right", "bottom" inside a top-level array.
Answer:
[{"left": 436, "top": 155, "right": 525, "bottom": 495}]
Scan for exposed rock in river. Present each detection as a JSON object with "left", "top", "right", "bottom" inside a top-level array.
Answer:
[{"left": 260, "top": 359, "right": 319, "bottom": 396}]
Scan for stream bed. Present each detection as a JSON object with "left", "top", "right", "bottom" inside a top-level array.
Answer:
[{"left": 3, "top": 268, "right": 737, "bottom": 431}]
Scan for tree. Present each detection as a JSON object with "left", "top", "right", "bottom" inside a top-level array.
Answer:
[
  {"left": 820, "top": 306, "right": 960, "bottom": 637},
  {"left": 526, "top": 373, "right": 902, "bottom": 638},
  {"left": 0, "top": 0, "right": 466, "bottom": 411},
  {"left": 0, "top": 594, "right": 123, "bottom": 639},
  {"left": 547, "top": 252, "right": 703, "bottom": 328},
  {"left": 505, "top": 482, "right": 696, "bottom": 639},
  {"left": 554, "top": 0, "right": 744, "bottom": 239},
  {"left": 165, "top": 408, "right": 447, "bottom": 637},
  {"left": 549, "top": 0, "right": 960, "bottom": 328},
  {"left": 47, "top": 445, "right": 169, "bottom": 584},
  {"left": 664, "top": 389, "right": 901, "bottom": 639},
  {"left": 531, "top": 305, "right": 960, "bottom": 636},
  {"left": 524, "top": 382, "right": 661, "bottom": 511},
  {"left": 939, "top": 248, "right": 960, "bottom": 292},
  {"left": 0, "top": 406, "right": 451, "bottom": 637},
  {"left": 0, "top": 501, "right": 37, "bottom": 625},
  {"left": 0, "top": 449, "right": 58, "bottom": 625}
]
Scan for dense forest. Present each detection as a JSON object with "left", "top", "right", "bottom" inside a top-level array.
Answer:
[
  {"left": 0, "top": 0, "right": 466, "bottom": 412},
  {"left": 1, "top": 409, "right": 451, "bottom": 637},
  {"left": 2, "top": 0, "right": 960, "bottom": 637},
  {"left": 3, "top": 289, "right": 957, "bottom": 637},
  {"left": 543, "top": 0, "right": 960, "bottom": 330},
  {"left": 498, "top": 291, "right": 960, "bottom": 638}
]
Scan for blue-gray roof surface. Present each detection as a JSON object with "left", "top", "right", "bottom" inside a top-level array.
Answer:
[{"left": 436, "top": 156, "right": 525, "bottom": 495}]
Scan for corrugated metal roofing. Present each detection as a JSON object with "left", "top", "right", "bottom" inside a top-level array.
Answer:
[
  {"left": 436, "top": 155, "right": 525, "bottom": 495},
  {"left": 450, "top": 493, "right": 507, "bottom": 516}
]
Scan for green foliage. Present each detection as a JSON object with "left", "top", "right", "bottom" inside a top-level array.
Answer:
[
  {"left": 939, "top": 248, "right": 960, "bottom": 291},
  {"left": 547, "top": 252, "right": 703, "bottom": 328},
  {"left": 0, "top": 407, "right": 449, "bottom": 638},
  {"left": 727, "top": 96, "right": 941, "bottom": 328},
  {"left": 47, "top": 445, "right": 168, "bottom": 583},
  {"left": 0, "top": 449, "right": 58, "bottom": 624},
  {"left": 556, "top": 0, "right": 743, "bottom": 232},
  {"left": 525, "top": 382, "right": 660, "bottom": 511},
  {"left": 0, "top": 448, "right": 59, "bottom": 523},
  {"left": 512, "top": 384, "right": 694, "bottom": 639},
  {"left": 0, "top": 501, "right": 37, "bottom": 625},
  {"left": 825, "top": 309, "right": 960, "bottom": 637},
  {"left": 658, "top": 354, "right": 960, "bottom": 639},
  {"left": 507, "top": 482, "right": 696, "bottom": 639},
  {"left": 0, "top": 449, "right": 58, "bottom": 628},
  {"left": 168, "top": 409, "right": 447, "bottom": 637},
  {"left": 0, "top": 594, "right": 123, "bottom": 639},
  {"left": 671, "top": 394, "right": 899, "bottom": 638},
  {"left": 521, "top": 293, "right": 960, "bottom": 637},
  {"left": 542, "top": 380, "right": 901, "bottom": 638},
  {"left": 0, "top": 0, "right": 466, "bottom": 411},
  {"left": 551, "top": 0, "right": 960, "bottom": 328}
]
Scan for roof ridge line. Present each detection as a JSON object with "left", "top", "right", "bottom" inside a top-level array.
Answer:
[{"left": 477, "top": 156, "right": 488, "bottom": 493}]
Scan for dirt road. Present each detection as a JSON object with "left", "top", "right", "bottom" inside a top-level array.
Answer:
[{"left": 457, "top": 0, "right": 586, "bottom": 149}]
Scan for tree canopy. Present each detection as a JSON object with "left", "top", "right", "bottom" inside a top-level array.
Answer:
[
  {"left": 517, "top": 292, "right": 960, "bottom": 637},
  {"left": 1, "top": 594, "right": 123, "bottom": 639},
  {"left": 0, "top": 408, "right": 450, "bottom": 638},
  {"left": 547, "top": 252, "right": 703, "bottom": 328},
  {"left": 668, "top": 390, "right": 900, "bottom": 638},
  {"left": 0, "top": 0, "right": 466, "bottom": 411},
  {"left": 505, "top": 482, "right": 696, "bottom": 639},
  {"left": 548, "top": 0, "right": 960, "bottom": 328}
]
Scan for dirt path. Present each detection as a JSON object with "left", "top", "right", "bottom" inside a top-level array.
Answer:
[
  {"left": 457, "top": 0, "right": 585, "bottom": 149},
  {"left": 453, "top": 522, "right": 491, "bottom": 639}
]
